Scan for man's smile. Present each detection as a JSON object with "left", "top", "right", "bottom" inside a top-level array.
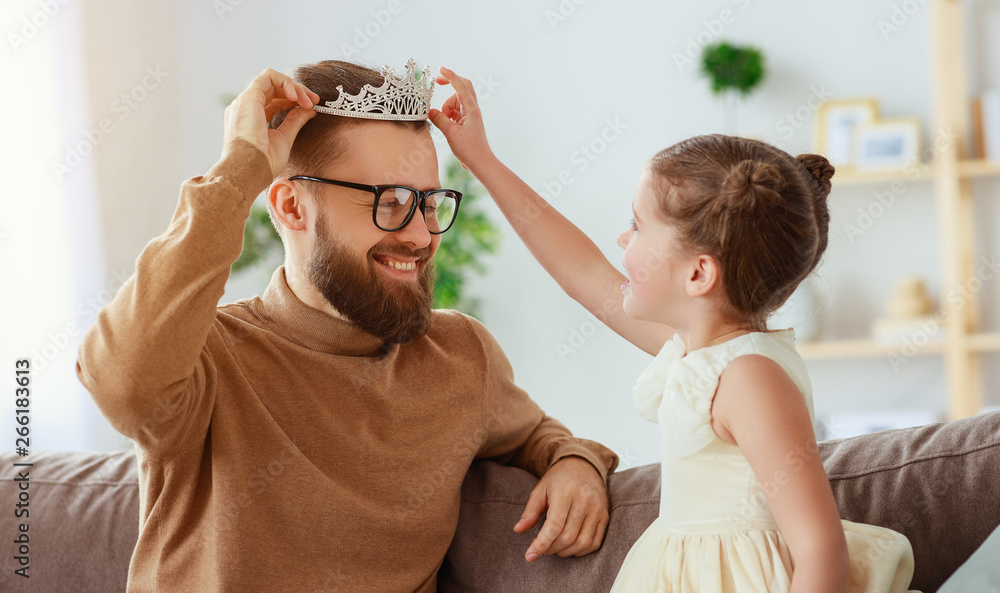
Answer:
[
  {"left": 373, "top": 254, "right": 418, "bottom": 271},
  {"left": 372, "top": 253, "right": 424, "bottom": 280}
]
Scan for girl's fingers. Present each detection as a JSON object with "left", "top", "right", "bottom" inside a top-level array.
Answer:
[
  {"left": 436, "top": 93, "right": 465, "bottom": 124},
  {"left": 438, "top": 67, "right": 479, "bottom": 113},
  {"left": 440, "top": 92, "right": 461, "bottom": 111}
]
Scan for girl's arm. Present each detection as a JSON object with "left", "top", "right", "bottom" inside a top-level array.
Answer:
[
  {"left": 430, "top": 67, "right": 673, "bottom": 356},
  {"left": 713, "top": 355, "right": 849, "bottom": 593}
]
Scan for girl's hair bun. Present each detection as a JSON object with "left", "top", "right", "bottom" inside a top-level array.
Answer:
[
  {"left": 720, "top": 159, "right": 783, "bottom": 214},
  {"left": 795, "top": 153, "right": 835, "bottom": 198}
]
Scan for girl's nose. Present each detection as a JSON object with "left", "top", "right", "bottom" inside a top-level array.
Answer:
[{"left": 617, "top": 229, "right": 631, "bottom": 249}]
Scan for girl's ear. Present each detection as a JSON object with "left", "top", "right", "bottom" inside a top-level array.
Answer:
[{"left": 685, "top": 254, "right": 721, "bottom": 297}]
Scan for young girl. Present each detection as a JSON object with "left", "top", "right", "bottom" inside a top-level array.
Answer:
[{"left": 428, "top": 68, "right": 918, "bottom": 593}]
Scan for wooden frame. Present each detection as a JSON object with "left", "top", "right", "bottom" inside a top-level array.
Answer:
[
  {"left": 814, "top": 98, "right": 878, "bottom": 167},
  {"left": 853, "top": 117, "right": 922, "bottom": 170}
]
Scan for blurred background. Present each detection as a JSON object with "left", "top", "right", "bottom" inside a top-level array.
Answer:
[{"left": 2, "top": 0, "right": 998, "bottom": 469}]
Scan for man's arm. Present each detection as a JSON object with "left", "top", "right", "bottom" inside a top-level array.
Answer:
[
  {"left": 467, "top": 317, "right": 619, "bottom": 561},
  {"left": 75, "top": 70, "right": 318, "bottom": 453}
]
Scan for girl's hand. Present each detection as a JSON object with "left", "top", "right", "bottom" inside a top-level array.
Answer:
[{"left": 429, "top": 67, "right": 495, "bottom": 171}]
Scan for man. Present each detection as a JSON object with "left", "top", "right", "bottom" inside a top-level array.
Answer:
[{"left": 76, "top": 59, "right": 618, "bottom": 592}]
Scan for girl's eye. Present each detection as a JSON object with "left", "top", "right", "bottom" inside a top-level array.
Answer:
[{"left": 628, "top": 217, "right": 637, "bottom": 230}]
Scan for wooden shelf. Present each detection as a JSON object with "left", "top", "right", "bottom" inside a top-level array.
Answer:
[
  {"left": 958, "top": 159, "right": 1000, "bottom": 178},
  {"left": 797, "top": 338, "right": 944, "bottom": 360},
  {"left": 797, "top": 332, "right": 1000, "bottom": 361},
  {"left": 969, "top": 332, "right": 1000, "bottom": 352},
  {"left": 834, "top": 166, "right": 933, "bottom": 186},
  {"left": 834, "top": 159, "right": 1000, "bottom": 187}
]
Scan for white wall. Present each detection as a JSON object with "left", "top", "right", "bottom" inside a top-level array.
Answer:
[
  {"left": 7, "top": 0, "right": 997, "bottom": 457},
  {"left": 195, "top": 0, "right": 1000, "bottom": 468}
]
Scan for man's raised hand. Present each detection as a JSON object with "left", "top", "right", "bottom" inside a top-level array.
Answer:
[{"left": 223, "top": 68, "right": 321, "bottom": 178}]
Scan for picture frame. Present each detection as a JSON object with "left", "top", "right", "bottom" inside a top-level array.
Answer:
[
  {"left": 814, "top": 98, "right": 879, "bottom": 167},
  {"left": 853, "top": 117, "right": 922, "bottom": 170}
]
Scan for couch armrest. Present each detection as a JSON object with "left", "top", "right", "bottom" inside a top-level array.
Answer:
[{"left": 439, "top": 460, "right": 659, "bottom": 593}]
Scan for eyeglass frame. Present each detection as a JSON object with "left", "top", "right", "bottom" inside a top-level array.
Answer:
[{"left": 287, "top": 175, "right": 463, "bottom": 235}]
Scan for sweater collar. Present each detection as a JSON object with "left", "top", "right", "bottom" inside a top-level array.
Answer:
[{"left": 255, "top": 266, "right": 392, "bottom": 357}]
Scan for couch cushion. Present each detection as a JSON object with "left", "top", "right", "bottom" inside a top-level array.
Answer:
[
  {"left": 438, "top": 411, "right": 1000, "bottom": 593},
  {"left": 936, "top": 521, "right": 1000, "bottom": 593},
  {"left": 822, "top": 410, "right": 1000, "bottom": 593},
  {"left": 438, "top": 460, "right": 660, "bottom": 593},
  {"left": 0, "top": 450, "right": 138, "bottom": 593}
]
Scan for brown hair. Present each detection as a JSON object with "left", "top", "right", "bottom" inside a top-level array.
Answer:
[
  {"left": 267, "top": 60, "right": 429, "bottom": 232},
  {"left": 648, "top": 134, "right": 834, "bottom": 331}
]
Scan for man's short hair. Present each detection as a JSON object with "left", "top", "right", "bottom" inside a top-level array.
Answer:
[{"left": 266, "top": 60, "right": 430, "bottom": 237}]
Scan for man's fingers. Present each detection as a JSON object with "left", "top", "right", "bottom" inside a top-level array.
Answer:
[
  {"left": 525, "top": 515, "right": 561, "bottom": 562},
  {"left": 264, "top": 98, "right": 299, "bottom": 122},
  {"left": 587, "top": 514, "right": 609, "bottom": 555},
  {"left": 544, "top": 502, "right": 588, "bottom": 557},
  {"left": 244, "top": 68, "right": 316, "bottom": 110},
  {"left": 275, "top": 106, "right": 316, "bottom": 138},
  {"left": 265, "top": 106, "right": 316, "bottom": 176},
  {"left": 526, "top": 501, "right": 581, "bottom": 561},
  {"left": 560, "top": 510, "right": 601, "bottom": 557},
  {"left": 514, "top": 486, "right": 547, "bottom": 533}
]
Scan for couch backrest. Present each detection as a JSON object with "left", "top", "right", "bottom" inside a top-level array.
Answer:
[
  {"left": 0, "top": 450, "right": 139, "bottom": 593},
  {"left": 822, "top": 410, "right": 1000, "bottom": 592},
  {"left": 2, "top": 411, "right": 998, "bottom": 593}
]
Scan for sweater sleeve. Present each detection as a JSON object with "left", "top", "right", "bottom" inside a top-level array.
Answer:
[
  {"left": 75, "top": 139, "right": 273, "bottom": 455},
  {"left": 468, "top": 318, "right": 620, "bottom": 482}
]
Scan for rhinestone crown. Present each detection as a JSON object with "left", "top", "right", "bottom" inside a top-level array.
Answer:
[{"left": 313, "top": 59, "right": 434, "bottom": 121}]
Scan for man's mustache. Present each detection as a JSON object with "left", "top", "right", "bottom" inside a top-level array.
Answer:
[{"left": 368, "top": 244, "right": 434, "bottom": 261}]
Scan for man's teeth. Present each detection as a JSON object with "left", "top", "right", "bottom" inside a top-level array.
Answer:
[{"left": 380, "top": 258, "right": 416, "bottom": 271}]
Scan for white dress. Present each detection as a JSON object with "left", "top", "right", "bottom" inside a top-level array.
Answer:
[{"left": 609, "top": 329, "right": 918, "bottom": 593}]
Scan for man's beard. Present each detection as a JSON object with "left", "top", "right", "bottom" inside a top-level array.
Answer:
[{"left": 306, "top": 211, "right": 435, "bottom": 345}]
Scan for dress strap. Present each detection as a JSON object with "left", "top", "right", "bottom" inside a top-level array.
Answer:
[{"left": 632, "top": 330, "right": 800, "bottom": 458}]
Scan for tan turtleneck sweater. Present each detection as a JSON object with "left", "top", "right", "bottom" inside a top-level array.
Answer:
[{"left": 76, "top": 138, "right": 619, "bottom": 593}]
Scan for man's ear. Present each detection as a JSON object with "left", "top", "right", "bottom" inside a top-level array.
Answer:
[
  {"left": 685, "top": 254, "right": 721, "bottom": 298},
  {"left": 268, "top": 179, "right": 308, "bottom": 233}
]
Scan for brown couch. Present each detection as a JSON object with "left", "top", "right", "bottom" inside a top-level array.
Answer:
[{"left": 2, "top": 412, "right": 998, "bottom": 593}]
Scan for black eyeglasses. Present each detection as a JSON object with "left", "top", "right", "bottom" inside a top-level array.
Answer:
[{"left": 289, "top": 176, "right": 463, "bottom": 235}]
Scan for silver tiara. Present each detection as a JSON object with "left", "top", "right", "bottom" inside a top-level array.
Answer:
[{"left": 312, "top": 59, "right": 434, "bottom": 121}]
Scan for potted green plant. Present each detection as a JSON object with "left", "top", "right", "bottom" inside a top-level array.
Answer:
[
  {"left": 231, "top": 155, "right": 500, "bottom": 317},
  {"left": 700, "top": 42, "right": 766, "bottom": 134}
]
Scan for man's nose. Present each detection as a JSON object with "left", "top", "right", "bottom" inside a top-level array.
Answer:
[{"left": 392, "top": 209, "right": 433, "bottom": 249}]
